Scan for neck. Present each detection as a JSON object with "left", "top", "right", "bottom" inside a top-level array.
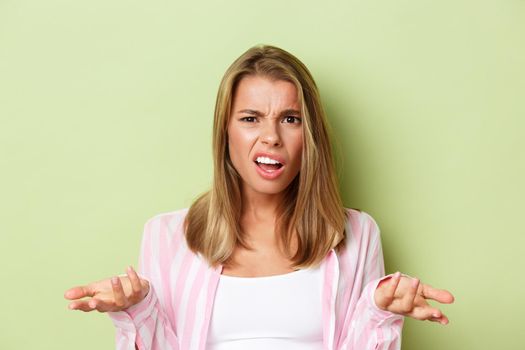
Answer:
[
  {"left": 238, "top": 183, "right": 296, "bottom": 257},
  {"left": 240, "top": 184, "right": 284, "bottom": 224}
]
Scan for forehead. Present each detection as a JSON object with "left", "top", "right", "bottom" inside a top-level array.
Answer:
[{"left": 231, "top": 75, "right": 301, "bottom": 109}]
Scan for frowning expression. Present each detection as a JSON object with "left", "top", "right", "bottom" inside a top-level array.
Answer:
[{"left": 227, "top": 75, "right": 303, "bottom": 195}]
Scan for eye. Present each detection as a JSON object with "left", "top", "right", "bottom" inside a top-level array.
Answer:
[
  {"left": 240, "top": 116, "right": 257, "bottom": 122},
  {"left": 283, "top": 116, "right": 301, "bottom": 124}
]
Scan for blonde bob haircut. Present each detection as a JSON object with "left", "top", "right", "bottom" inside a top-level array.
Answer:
[{"left": 184, "top": 44, "right": 348, "bottom": 270}]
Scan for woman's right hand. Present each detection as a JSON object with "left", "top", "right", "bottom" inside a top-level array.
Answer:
[
  {"left": 374, "top": 272, "right": 454, "bottom": 325},
  {"left": 64, "top": 265, "right": 150, "bottom": 313}
]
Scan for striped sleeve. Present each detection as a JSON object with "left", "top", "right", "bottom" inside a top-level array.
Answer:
[
  {"left": 339, "top": 212, "right": 404, "bottom": 350},
  {"left": 107, "top": 218, "right": 180, "bottom": 350}
]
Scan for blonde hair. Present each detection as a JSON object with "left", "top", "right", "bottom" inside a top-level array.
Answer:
[{"left": 184, "top": 44, "right": 348, "bottom": 269}]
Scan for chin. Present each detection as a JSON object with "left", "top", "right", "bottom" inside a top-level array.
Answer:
[
  {"left": 252, "top": 186, "right": 283, "bottom": 195},
  {"left": 256, "top": 180, "right": 297, "bottom": 195}
]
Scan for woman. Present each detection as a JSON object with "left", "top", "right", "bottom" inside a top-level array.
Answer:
[{"left": 64, "top": 45, "right": 454, "bottom": 350}]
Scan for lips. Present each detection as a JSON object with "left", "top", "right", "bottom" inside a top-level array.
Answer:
[
  {"left": 251, "top": 152, "right": 287, "bottom": 180},
  {"left": 255, "top": 161, "right": 283, "bottom": 171}
]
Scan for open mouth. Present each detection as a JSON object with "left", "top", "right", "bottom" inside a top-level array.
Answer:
[{"left": 254, "top": 160, "right": 284, "bottom": 172}]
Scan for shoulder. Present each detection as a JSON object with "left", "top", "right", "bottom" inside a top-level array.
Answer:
[
  {"left": 141, "top": 207, "right": 190, "bottom": 241},
  {"left": 343, "top": 207, "right": 382, "bottom": 244},
  {"left": 145, "top": 207, "right": 189, "bottom": 225}
]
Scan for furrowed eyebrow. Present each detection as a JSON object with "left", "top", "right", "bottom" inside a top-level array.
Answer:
[
  {"left": 236, "top": 109, "right": 301, "bottom": 116},
  {"left": 237, "top": 109, "right": 263, "bottom": 116},
  {"left": 280, "top": 109, "right": 301, "bottom": 116}
]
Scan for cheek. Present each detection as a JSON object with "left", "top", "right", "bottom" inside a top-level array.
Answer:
[
  {"left": 227, "top": 135, "right": 239, "bottom": 166},
  {"left": 290, "top": 132, "right": 304, "bottom": 165},
  {"left": 229, "top": 126, "right": 257, "bottom": 149},
  {"left": 227, "top": 127, "right": 252, "bottom": 166}
]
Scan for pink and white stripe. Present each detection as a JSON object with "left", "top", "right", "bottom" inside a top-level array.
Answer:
[{"left": 108, "top": 208, "right": 403, "bottom": 350}]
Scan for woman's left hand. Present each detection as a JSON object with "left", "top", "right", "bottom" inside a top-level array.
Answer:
[{"left": 374, "top": 272, "right": 455, "bottom": 325}]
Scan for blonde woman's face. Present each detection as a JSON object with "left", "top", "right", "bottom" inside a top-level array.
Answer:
[{"left": 227, "top": 75, "right": 303, "bottom": 196}]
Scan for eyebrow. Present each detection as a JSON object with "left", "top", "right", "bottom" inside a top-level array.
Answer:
[{"left": 236, "top": 108, "right": 301, "bottom": 117}]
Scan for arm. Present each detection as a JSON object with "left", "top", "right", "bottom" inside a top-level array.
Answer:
[
  {"left": 339, "top": 213, "right": 404, "bottom": 350},
  {"left": 107, "top": 280, "right": 179, "bottom": 350},
  {"left": 339, "top": 212, "right": 455, "bottom": 350},
  {"left": 107, "top": 219, "right": 180, "bottom": 350}
]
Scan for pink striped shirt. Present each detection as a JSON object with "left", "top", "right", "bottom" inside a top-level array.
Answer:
[{"left": 108, "top": 208, "right": 404, "bottom": 350}]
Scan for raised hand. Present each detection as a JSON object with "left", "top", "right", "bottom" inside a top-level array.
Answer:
[
  {"left": 374, "top": 272, "right": 455, "bottom": 325},
  {"left": 64, "top": 265, "right": 149, "bottom": 313}
]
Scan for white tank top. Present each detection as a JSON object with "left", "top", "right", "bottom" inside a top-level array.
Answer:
[{"left": 206, "top": 265, "right": 324, "bottom": 350}]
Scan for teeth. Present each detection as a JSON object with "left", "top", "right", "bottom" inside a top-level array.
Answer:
[{"left": 256, "top": 156, "right": 281, "bottom": 165}]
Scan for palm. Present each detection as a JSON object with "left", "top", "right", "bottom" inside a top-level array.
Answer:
[{"left": 87, "top": 278, "right": 133, "bottom": 305}]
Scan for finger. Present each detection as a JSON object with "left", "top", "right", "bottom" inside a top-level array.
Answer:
[
  {"left": 421, "top": 284, "right": 455, "bottom": 304},
  {"left": 401, "top": 277, "right": 420, "bottom": 313},
  {"left": 64, "top": 285, "right": 95, "bottom": 300},
  {"left": 127, "top": 266, "right": 143, "bottom": 299},
  {"left": 439, "top": 314, "right": 450, "bottom": 325},
  {"left": 111, "top": 276, "right": 127, "bottom": 309},
  {"left": 429, "top": 312, "right": 450, "bottom": 325},
  {"left": 89, "top": 297, "right": 114, "bottom": 313},
  {"left": 411, "top": 305, "right": 442, "bottom": 321},
  {"left": 68, "top": 300, "right": 95, "bottom": 312},
  {"left": 375, "top": 272, "right": 401, "bottom": 310},
  {"left": 382, "top": 272, "right": 401, "bottom": 304}
]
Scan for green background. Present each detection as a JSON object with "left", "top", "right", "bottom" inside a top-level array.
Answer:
[{"left": 1, "top": 0, "right": 523, "bottom": 349}]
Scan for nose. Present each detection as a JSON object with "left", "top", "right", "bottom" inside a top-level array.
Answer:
[{"left": 260, "top": 121, "right": 282, "bottom": 146}]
